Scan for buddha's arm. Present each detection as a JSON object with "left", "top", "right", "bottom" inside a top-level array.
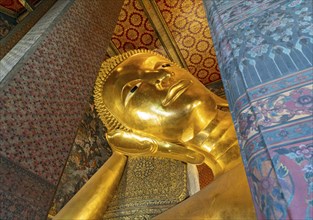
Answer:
[
  {"left": 107, "top": 130, "right": 205, "bottom": 164},
  {"left": 53, "top": 152, "right": 127, "bottom": 220}
]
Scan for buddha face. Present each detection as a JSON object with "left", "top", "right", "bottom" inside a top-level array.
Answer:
[{"left": 102, "top": 53, "right": 217, "bottom": 143}]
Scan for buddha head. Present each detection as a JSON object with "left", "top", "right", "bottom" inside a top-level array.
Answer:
[{"left": 94, "top": 50, "right": 220, "bottom": 143}]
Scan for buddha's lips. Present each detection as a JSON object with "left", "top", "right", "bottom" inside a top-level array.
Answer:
[{"left": 162, "top": 80, "right": 192, "bottom": 106}]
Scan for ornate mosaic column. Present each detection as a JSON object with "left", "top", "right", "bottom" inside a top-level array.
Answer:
[{"left": 203, "top": 0, "right": 313, "bottom": 219}]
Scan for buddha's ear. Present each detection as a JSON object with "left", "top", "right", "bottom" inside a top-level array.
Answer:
[{"left": 208, "top": 90, "right": 229, "bottom": 108}]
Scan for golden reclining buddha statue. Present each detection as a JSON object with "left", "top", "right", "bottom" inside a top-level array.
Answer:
[{"left": 54, "top": 50, "right": 256, "bottom": 219}]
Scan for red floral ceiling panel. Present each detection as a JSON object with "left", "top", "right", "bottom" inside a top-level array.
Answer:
[
  {"left": 155, "top": 0, "right": 221, "bottom": 85},
  {"left": 111, "top": 0, "right": 163, "bottom": 53}
]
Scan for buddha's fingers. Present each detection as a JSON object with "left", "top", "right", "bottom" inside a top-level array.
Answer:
[
  {"left": 106, "top": 130, "right": 205, "bottom": 164},
  {"left": 106, "top": 130, "right": 158, "bottom": 155}
]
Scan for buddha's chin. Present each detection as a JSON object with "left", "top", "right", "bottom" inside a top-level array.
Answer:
[{"left": 154, "top": 115, "right": 215, "bottom": 143}]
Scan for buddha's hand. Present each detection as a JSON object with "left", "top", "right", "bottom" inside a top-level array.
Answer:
[
  {"left": 106, "top": 130, "right": 158, "bottom": 155},
  {"left": 106, "top": 130, "right": 205, "bottom": 164}
]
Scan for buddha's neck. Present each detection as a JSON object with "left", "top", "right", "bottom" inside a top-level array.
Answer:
[{"left": 186, "top": 110, "right": 242, "bottom": 176}]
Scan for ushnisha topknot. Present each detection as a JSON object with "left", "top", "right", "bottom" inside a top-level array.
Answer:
[{"left": 94, "top": 49, "right": 177, "bottom": 131}]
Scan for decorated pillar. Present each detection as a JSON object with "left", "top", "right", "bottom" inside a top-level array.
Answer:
[{"left": 203, "top": 0, "right": 312, "bottom": 219}]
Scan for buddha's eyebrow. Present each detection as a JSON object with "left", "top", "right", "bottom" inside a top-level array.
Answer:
[{"left": 154, "top": 61, "right": 169, "bottom": 69}]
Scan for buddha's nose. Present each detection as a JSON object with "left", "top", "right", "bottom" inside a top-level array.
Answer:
[{"left": 155, "top": 71, "right": 174, "bottom": 90}]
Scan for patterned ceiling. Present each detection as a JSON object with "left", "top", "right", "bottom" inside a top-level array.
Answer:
[
  {"left": 111, "top": 0, "right": 165, "bottom": 54},
  {"left": 1, "top": 0, "right": 221, "bottom": 85},
  {"left": 110, "top": 0, "right": 221, "bottom": 86},
  {"left": 156, "top": 0, "right": 220, "bottom": 84}
]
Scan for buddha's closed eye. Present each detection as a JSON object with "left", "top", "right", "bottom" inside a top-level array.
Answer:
[
  {"left": 130, "top": 85, "right": 139, "bottom": 93},
  {"left": 161, "top": 63, "right": 171, "bottom": 68},
  {"left": 123, "top": 81, "right": 142, "bottom": 106}
]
